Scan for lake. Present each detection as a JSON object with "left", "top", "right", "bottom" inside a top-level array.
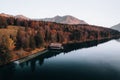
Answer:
[{"left": 0, "top": 39, "right": 120, "bottom": 80}]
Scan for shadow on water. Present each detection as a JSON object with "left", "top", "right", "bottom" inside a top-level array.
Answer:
[{"left": 0, "top": 38, "right": 120, "bottom": 80}]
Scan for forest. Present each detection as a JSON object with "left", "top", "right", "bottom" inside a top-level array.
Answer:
[{"left": 0, "top": 14, "right": 120, "bottom": 64}]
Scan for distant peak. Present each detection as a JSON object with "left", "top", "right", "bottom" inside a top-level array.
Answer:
[
  {"left": 41, "top": 15, "right": 88, "bottom": 25},
  {"left": 111, "top": 23, "right": 120, "bottom": 31},
  {"left": 54, "top": 15, "right": 61, "bottom": 18},
  {"left": 0, "top": 13, "right": 13, "bottom": 17},
  {"left": 55, "top": 15, "right": 60, "bottom": 17},
  {"left": 63, "top": 15, "right": 73, "bottom": 17},
  {"left": 15, "top": 15, "right": 29, "bottom": 20}
]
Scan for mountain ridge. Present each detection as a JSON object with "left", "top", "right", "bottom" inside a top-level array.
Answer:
[
  {"left": 15, "top": 15, "right": 29, "bottom": 20},
  {"left": 0, "top": 13, "right": 30, "bottom": 20},
  {"left": 111, "top": 23, "right": 120, "bottom": 31},
  {"left": 0, "top": 13, "right": 87, "bottom": 24},
  {"left": 40, "top": 15, "right": 88, "bottom": 24}
]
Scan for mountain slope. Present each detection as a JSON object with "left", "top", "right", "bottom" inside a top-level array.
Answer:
[
  {"left": 41, "top": 15, "right": 87, "bottom": 24},
  {"left": 0, "top": 13, "right": 29, "bottom": 20},
  {"left": 111, "top": 23, "right": 120, "bottom": 31},
  {"left": 0, "top": 13, "right": 13, "bottom": 17},
  {"left": 15, "top": 15, "right": 29, "bottom": 20}
]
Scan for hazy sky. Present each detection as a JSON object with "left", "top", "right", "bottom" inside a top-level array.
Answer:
[{"left": 0, "top": 0, "right": 120, "bottom": 27}]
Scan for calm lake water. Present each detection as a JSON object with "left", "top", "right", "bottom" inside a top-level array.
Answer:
[{"left": 0, "top": 39, "right": 120, "bottom": 80}]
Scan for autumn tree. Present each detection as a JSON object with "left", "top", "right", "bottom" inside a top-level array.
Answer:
[
  {"left": 29, "top": 35, "right": 36, "bottom": 50},
  {"left": 0, "top": 35, "right": 12, "bottom": 64},
  {"left": 22, "top": 33, "right": 30, "bottom": 49},
  {"left": 7, "top": 17, "right": 14, "bottom": 25},
  {"left": 56, "top": 31, "right": 64, "bottom": 42},
  {"left": 34, "top": 31, "right": 44, "bottom": 48},
  {"left": 0, "top": 16, "right": 8, "bottom": 28},
  {"left": 16, "top": 29, "right": 26, "bottom": 49},
  {"left": 45, "top": 29, "right": 51, "bottom": 42}
]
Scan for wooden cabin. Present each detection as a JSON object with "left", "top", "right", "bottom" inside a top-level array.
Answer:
[{"left": 48, "top": 43, "right": 63, "bottom": 50}]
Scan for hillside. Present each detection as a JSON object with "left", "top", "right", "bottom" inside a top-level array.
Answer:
[
  {"left": 111, "top": 23, "right": 120, "bottom": 31},
  {"left": 0, "top": 13, "right": 13, "bottom": 17},
  {"left": 40, "top": 15, "right": 87, "bottom": 24},
  {"left": 0, "top": 13, "right": 30, "bottom": 20}
]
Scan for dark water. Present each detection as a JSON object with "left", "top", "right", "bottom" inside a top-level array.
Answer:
[{"left": 0, "top": 39, "right": 120, "bottom": 80}]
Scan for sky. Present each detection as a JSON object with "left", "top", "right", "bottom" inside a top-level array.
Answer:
[{"left": 0, "top": 0, "right": 120, "bottom": 27}]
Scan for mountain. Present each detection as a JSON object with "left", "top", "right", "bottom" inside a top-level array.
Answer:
[
  {"left": 111, "top": 23, "right": 120, "bottom": 31},
  {"left": 0, "top": 13, "right": 13, "bottom": 17},
  {"left": 15, "top": 15, "right": 29, "bottom": 20},
  {"left": 41, "top": 15, "right": 87, "bottom": 24},
  {"left": 0, "top": 13, "right": 29, "bottom": 20}
]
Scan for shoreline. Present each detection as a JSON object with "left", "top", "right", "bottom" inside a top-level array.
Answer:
[
  {"left": 0, "top": 48, "right": 47, "bottom": 66},
  {"left": 14, "top": 49, "right": 48, "bottom": 64}
]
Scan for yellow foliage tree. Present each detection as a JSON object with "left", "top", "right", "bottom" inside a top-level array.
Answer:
[{"left": 1, "top": 35, "right": 15, "bottom": 51}]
